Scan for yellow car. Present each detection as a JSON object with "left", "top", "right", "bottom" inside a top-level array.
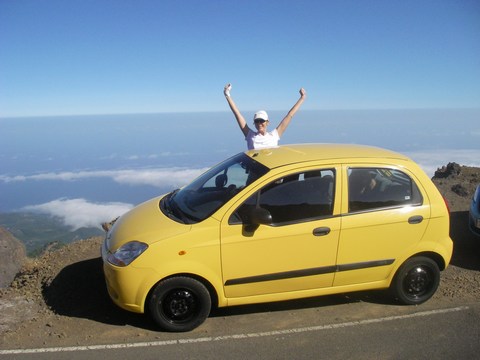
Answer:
[{"left": 102, "top": 144, "right": 453, "bottom": 332}]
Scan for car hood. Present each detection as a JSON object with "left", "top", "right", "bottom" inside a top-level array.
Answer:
[{"left": 106, "top": 195, "right": 192, "bottom": 251}]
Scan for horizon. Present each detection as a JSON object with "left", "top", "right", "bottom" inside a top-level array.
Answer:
[{"left": 1, "top": 106, "right": 480, "bottom": 122}]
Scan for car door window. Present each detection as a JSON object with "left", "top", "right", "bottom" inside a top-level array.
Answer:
[
  {"left": 230, "top": 169, "right": 335, "bottom": 225},
  {"left": 348, "top": 168, "right": 423, "bottom": 212}
]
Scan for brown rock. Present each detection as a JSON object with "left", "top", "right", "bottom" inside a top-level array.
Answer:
[{"left": 0, "top": 227, "right": 26, "bottom": 288}]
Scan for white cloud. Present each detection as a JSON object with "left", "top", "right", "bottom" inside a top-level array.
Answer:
[
  {"left": 112, "top": 168, "right": 206, "bottom": 187},
  {"left": 0, "top": 167, "right": 207, "bottom": 188},
  {"left": 405, "top": 149, "right": 480, "bottom": 177},
  {"left": 98, "top": 152, "right": 190, "bottom": 161},
  {"left": 2, "top": 150, "right": 478, "bottom": 187},
  {"left": 23, "top": 198, "right": 134, "bottom": 230}
]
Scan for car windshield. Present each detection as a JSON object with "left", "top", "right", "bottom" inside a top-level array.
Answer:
[{"left": 160, "top": 153, "right": 269, "bottom": 224}]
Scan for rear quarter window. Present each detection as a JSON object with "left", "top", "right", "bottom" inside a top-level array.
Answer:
[{"left": 348, "top": 167, "right": 423, "bottom": 213}]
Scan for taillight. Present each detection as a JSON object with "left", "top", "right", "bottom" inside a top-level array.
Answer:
[{"left": 443, "top": 196, "right": 451, "bottom": 214}]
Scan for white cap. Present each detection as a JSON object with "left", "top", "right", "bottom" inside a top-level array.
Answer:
[{"left": 253, "top": 110, "right": 269, "bottom": 121}]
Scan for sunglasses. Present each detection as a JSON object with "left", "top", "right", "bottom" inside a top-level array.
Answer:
[{"left": 254, "top": 119, "right": 267, "bottom": 124}]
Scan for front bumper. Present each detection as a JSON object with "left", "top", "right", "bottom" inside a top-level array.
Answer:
[{"left": 101, "top": 240, "right": 148, "bottom": 314}]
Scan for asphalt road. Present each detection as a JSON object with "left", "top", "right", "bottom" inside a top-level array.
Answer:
[{"left": 2, "top": 295, "right": 479, "bottom": 360}]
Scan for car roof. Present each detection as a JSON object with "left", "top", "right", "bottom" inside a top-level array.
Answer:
[{"left": 245, "top": 143, "right": 410, "bottom": 169}]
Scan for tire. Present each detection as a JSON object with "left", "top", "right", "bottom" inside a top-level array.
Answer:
[
  {"left": 149, "top": 276, "right": 211, "bottom": 332},
  {"left": 390, "top": 256, "right": 440, "bottom": 305}
]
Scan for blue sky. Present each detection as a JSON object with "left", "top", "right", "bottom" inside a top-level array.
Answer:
[{"left": 1, "top": 0, "right": 479, "bottom": 117}]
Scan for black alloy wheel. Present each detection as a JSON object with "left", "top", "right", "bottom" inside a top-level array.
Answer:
[
  {"left": 149, "top": 276, "right": 211, "bottom": 332},
  {"left": 391, "top": 256, "right": 440, "bottom": 305}
]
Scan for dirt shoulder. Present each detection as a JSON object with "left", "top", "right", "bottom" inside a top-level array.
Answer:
[{"left": 0, "top": 164, "right": 479, "bottom": 350}]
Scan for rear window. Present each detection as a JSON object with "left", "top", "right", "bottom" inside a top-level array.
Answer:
[{"left": 348, "top": 167, "right": 423, "bottom": 213}]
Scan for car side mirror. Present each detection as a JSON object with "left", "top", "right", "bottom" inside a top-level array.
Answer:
[
  {"left": 249, "top": 207, "right": 272, "bottom": 225},
  {"left": 242, "top": 207, "right": 272, "bottom": 235}
]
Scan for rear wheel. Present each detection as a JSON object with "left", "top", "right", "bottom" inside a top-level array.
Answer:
[
  {"left": 391, "top": 256, "right": 440, "bottom": 305},
  {"left": 149, "top": 276, "right": 211, "bottom": 332}
]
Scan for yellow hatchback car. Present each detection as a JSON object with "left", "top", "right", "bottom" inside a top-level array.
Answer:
[{"left": 102, "top": 144, "right": 453, "bottom": 332}]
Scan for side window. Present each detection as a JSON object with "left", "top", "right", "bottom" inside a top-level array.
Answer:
[
  {"left": 348, "top": 168, "right": 423, "bottom": 213},
  {"left": 230, "top": 169, "right": 335, "bottom": 225}
]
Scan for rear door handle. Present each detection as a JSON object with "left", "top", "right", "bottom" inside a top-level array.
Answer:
[
  {"left": 313, "top": 227, "right": 331, "bottom": 236},
  {"left": 408, "top": 215, "right": 423, "bottom": 224}
]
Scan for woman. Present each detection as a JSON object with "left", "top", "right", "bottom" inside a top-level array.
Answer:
[{"left": 224, "top": 83, "right": 307, "bottom": 150}]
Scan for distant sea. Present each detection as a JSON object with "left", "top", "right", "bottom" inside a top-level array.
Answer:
[{"left": 1, "top": 109, "right": 479, "bottom": 235}]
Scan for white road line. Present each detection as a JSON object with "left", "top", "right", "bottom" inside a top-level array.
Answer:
[{"left": 0, "top": 306, "right": 469, "bottom": 355}]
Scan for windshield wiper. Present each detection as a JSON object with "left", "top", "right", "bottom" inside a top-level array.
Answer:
[
  {"left": 161, "top": 189, "right": 186, "bottom": 223},
  {"left": 169, "top": 189, "right": 202, "bottom": 224}
]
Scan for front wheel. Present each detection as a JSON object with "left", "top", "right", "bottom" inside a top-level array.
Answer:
[
  {"left": 149, "top": 276, "right": 211, "bottom": 332},
  {"left": 390, "top": 256, "right": 440, "bottom": 305}
]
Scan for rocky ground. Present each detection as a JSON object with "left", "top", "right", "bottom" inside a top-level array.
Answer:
[{"left": 0, "top": 163, "right": 479, "bottom": 349}]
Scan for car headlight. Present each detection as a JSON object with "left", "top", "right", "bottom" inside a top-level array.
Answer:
[{"left": 107, "top": 241, "right": 148, "bottom": 267}]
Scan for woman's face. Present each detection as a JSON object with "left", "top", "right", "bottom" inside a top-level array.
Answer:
[{"left": 254, "top": 119, "right": 268, "bottom": 134}]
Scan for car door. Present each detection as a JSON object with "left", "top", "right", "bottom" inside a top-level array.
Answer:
[
  {"left": 334, "top": 165, "right": 430, "bottom": 286},
  {"left": 220, "top": 168, "right": 341, "bottom": 298}
]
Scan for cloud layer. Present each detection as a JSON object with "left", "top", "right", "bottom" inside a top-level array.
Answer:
[
  {"left": 405, "top": 149, "right": 480, "bottom": 177},
  {"left": 23, "top": 198, "right": 134, "bottom": 230},
  {"left": 0, "top": 167, "right": 207, "bottom": 188},
  {"left": 4, "top": 167, "right": 208, "bottom": 228},
  {"left": 2, "top": 150, "right": 479, "bottom": 183}
]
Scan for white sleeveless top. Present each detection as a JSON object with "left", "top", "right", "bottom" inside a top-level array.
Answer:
[{"left": 245, "top": 129, "right": 280, "bottom": 150}]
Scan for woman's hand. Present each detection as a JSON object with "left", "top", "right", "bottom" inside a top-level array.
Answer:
[
  {"left": 224, "top": 83, "right": 232, "bottom": 97},
  {"left": 299, "top": 88, "right": 306, "bottom": 98}
]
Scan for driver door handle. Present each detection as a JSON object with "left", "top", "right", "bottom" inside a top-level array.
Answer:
[{"left": 313, "top": 227, "right": 331, "bottom": 236}]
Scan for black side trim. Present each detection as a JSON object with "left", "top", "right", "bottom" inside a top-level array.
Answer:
[
  {"left": 337, "top": 259, "right": 394, "bottom": 272},
  {"left": 225, "top": 266, "right": 337, "bottom": 286},
  {"left": 224, "top": 259, "right": 395, "bottom": 286}
]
